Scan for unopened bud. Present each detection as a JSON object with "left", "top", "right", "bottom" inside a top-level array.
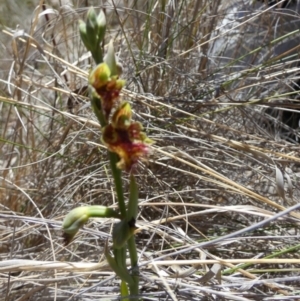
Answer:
[
  {"left": 89, "top": 62, "right": 111, "bottom": 89},
  {"left": 97, "top": 10, "right": 106, "bottom": 43},
  {"left": 79, "top": 20, "right": 93, "bottom": 51},
  {"left": 85, "top": 7, "right": 99, "bottom": 51},
  {"left": 62, "top": 205, "right": 120, "bottom": 245}
]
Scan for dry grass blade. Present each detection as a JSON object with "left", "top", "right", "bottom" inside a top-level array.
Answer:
[{"left": 0, "top": 259, "right": 110, "bottom": 273}]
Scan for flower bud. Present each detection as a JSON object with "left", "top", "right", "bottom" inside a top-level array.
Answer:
[
  {"left": 79, "top": 20, "right": 93, "bottom": 51},
  {"left": 97, "top": 10, "right": 106, "bottom": 43},
  {"left": 62, "top": 205, "right": 120, "bottom": 245},
  {"left": 85, "top": 7, "right": 99, "bottom": 51},
  {"left": 89, "top": 62, "right": 111, "bottom": 89}
]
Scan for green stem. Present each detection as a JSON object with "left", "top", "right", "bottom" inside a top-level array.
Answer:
[
  {"left": 127, "top": 237, "right": 139, "bottom": 300},
  {"left": 128, "top": 236, "right": 138, "bottom": 270},
  {"left": 109, "top": 151, "right": 126, "bottom": 217},
  {"left": 91, "top": 48, "right": 103, "bottom": 65},
  {"left": 120, "top": 280, "right": 130, "bottom": 300},
  {"left": 127, "top": 174, "right": 139, "bottom": 299},
  {"left": 223, "top": 242, "right": 300, "bottom": 275},
  {"left": 90, "top": 91, "right": 106, "bottom": 127},
  {"left": 127, "top": 174, "right": 138, "bottom": 220},
  {"left": 90, "top": 90, "right": 126, "bottom": 218},
  {"left": 89, "top": 86, "right": 126, "bottom": 219}
]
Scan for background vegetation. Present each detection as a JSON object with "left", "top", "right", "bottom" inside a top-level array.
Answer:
[{"left": 1, "top": 0, "right": 300, "bottom": 300}]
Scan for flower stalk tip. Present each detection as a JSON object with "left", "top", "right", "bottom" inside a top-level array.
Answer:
[{"left": 79, "top": 8, "right": 106, "bottom": 63}]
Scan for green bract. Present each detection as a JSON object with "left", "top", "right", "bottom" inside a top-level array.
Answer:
[{"left": 113, "top": 219, "right": 136, "bottom": 249}]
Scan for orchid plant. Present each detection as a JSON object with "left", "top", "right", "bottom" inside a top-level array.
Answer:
[{"left": 62, "top": 8, "right": 153, "bottom": 300}]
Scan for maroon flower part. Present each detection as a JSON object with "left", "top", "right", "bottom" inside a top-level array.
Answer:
[
  {"left": 102, "top": 102, "right": 153, "bottom": 171},
  {"left": 89, "top": 63, "right": 125, "bottom": 118}
]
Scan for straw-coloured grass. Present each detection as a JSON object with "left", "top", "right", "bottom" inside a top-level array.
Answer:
[{"left": 1, "top": 0, "right": 300, "bottom": 300}]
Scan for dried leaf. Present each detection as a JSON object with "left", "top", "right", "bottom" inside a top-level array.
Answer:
[{"left": 199, "top": 263, "right": 222, "bottom": 284}]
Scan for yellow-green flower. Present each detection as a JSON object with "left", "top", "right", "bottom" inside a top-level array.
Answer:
[
  {"left": 102, "top": 102, "right": 153, "bottom": 171},
  {"left": 89, "top": 62, "right": 125, "bottom": 118}
]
